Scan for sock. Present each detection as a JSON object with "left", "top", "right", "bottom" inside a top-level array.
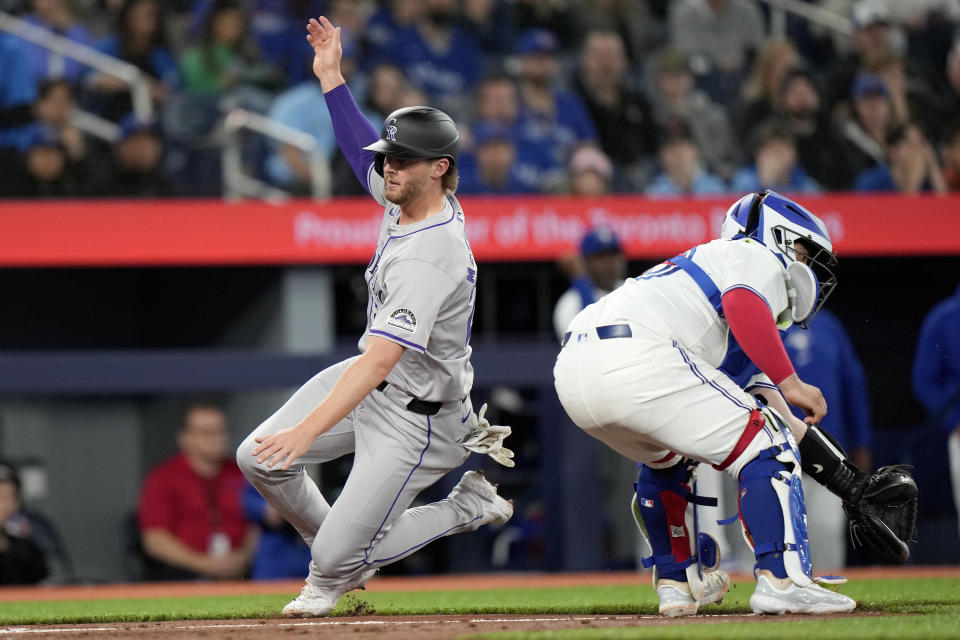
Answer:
[{"left": 756, "top": 552, "right": 789, "bottom": 578}]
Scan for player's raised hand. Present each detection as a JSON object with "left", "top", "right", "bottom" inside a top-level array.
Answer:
[
  {"left": 252, "top": 425, "right": 316, "bottom": 471},
  {"left": 306, "top": 16, "right": 344, "bottom": 90},
  {"left": 778, "top": 373, "right": 827, "bottom": 424}
]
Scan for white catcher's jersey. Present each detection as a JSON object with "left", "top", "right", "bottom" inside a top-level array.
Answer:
[
  {"left": 571, "top": 238, "right": 791, "bottom": 368},
  {"left": 358, "top": 169, "right": 476, "bottom": 402}
]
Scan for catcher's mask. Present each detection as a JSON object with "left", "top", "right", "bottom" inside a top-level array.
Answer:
[{"left": 363, "top": 106, "right": 460, "bottom": 177}]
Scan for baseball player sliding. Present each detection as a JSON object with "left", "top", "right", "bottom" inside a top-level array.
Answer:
[
  {"left": 555, "top": 191, "right": 859, "bottom": 615},
  {"left": 237, "top": 16, "right": 514, "bottom": 618}
]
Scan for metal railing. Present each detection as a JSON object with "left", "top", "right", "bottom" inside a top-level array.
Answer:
[
  {"left": 0, "top": 11, "right": 153, "bottom": 124},
  {"left": 757, "top": 0, "right": 853, "bottom": 39},
  {"left": 222, "top": 108, "right": 332, "bottom": 201}
]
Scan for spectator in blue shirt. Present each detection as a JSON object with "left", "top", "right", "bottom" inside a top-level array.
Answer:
[
  {"left": 854, "top": 121, "right": 948, "bottom": 194},
  {"left": 783, "top": 308, "right": 873, "bottom": 568},
  {"left": 362, "top": 0, "right": 424, "bottom": 67},
  {"left": 459, "top": 0, "right": 515, "bottom": 59},
  {"left": 366, "top": 0, "right": 483, "bottom": 120},
  {"left": 18, "top": 0, "right": 97, "bottom": 88},
  {"left": 645, "top": 118, "right": 727, "bottom": 197},
  {"left": 242, "top": 483, "right": 311, "bottom": 580},
  {"left": 0, "top": 35, "right": 40, "bottom": 149},
  {"left": 457, "top": 120, "right": 534, "bottom": 195},
  {"left": 730, "top": 120, "right": 821, "bottom": 194},
  {"left": 513, "top": 28, "right": 598, "bottom": 192},
  {"left": 912, "top": 284, "right": 960, "bottom": 543},
  {"left": 0, "top": 33, "right": 38, "bottom": 111}
]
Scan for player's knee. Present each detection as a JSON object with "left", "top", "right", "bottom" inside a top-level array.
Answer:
[
  {"left": 235, "top": 434, "right": 260, "bottom": 479},
  {"left": 310, "top": 537, "right": 361, "bottom": 578}
]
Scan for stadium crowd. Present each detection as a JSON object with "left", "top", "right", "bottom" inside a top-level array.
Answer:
[{"left": 0, "top": 0, "right": 959, "bottom": 198}]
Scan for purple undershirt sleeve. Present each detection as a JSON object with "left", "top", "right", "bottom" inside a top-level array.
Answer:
[{"left": 323, "top": 83, "right": 379, "bottom": 193}]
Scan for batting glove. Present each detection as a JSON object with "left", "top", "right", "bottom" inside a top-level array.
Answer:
[{"left": 461, "top": 403, "right": 515, "bottom": 467}]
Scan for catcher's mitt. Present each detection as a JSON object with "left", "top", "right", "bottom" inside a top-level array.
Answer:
[{"left": 843, "top": 464, "right": 918, "bottom": 563}]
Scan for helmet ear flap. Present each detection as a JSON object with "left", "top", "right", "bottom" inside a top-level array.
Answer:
[{"left": 374, "top": 153, "right": 385, "bottom": 177}]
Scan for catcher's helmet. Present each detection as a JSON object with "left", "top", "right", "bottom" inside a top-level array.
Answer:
[
  {"left": 722, "top": 190, "right": 838, "bottom": 327},
  {"left": 363, "top": 106, "right": 460, "bottom": 176}
]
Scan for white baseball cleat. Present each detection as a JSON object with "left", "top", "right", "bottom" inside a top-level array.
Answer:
[
  {"left": 448, "top": 470, "right": 514, "bottom": 526},
  {"left": 656, "top": 570, "right": 730, "bottom": 617},
  {"left": 281, "top": 567, "right": 377, "bottom": 618},
  {"left": 750, "top": 572, "right": 857, "bottom": 614}
]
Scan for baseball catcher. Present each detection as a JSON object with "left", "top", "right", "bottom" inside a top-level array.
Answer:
[{"left": 722, "top": 193, "right": 919, "bottom": 563}]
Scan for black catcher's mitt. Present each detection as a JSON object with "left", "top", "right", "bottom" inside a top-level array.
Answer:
[{"left": 843, "top": 465, "right": 918, "bottom": 563}]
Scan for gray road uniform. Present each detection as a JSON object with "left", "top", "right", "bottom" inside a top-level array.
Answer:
[{"left": 237, "top": 112, "right": 491, "bottom": 585}]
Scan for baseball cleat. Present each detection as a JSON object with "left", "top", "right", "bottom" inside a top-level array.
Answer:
[
  {"left": 281, "top": 567, "right": 377, "bottom": 618},
  {"left": 750, "top": 572, "right": 857, "bottom": 615},
  {"left": 656, "top": 570, "right": 730, "bottom": 617},
  {"left": 448, "top": 470, "right": 514, "bottom": 526}
]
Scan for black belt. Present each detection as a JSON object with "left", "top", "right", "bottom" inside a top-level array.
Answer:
[
  {"left": 561, "top": 323, "right": 633, "bottom": 347},
  {"left": 375, "top": 381, "right": 443, "bottom": 416}
]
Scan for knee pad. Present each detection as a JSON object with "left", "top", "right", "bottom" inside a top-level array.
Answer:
[
  {"left": 738, "top": 445, "right": 813, "bottom": 587},
  {"left": 631, "top": 460, "right": 721, "bottom": 600}
]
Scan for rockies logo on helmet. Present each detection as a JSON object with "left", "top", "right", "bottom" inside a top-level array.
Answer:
[{"left": 386, "top": 120, "right": 398, "bottom": 142}]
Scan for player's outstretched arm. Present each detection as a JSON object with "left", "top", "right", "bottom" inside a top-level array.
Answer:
[
  {"left": 251, "top": 337, "right": 404, "bottom": 470},
  {"left": 308, "top": 16, "right": 381, "bottom": 196},
  {"left": 306, "top": 16, "right": 344, "bottom": 92}
]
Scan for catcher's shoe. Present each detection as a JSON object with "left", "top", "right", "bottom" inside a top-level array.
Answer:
[
  {"left": 750, "top": 572, "right": 856, "bottom": 615},
  {"left": 448, "top": 470, "right": 514, "bottom": 526},
  {"left": 282, "top": 567, "right": 377, "bottom": 618},
  {"left": 656, "top": 570, "right": 730, "bottom": 617}
]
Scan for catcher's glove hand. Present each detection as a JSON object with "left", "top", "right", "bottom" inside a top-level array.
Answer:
[
  {"left": 461, "top": 403, "right": 515, "bottom": 468},
  {"left": 843, "top": 464, "right": 918, "bottom": 563}
]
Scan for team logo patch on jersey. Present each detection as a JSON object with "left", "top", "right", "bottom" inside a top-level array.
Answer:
[
  {"left": 640, "top": 498, "right": 654, "bottom": 509},
  {"left": 670, "top": 525, "right": 685, "bottom": 538},
  {"left": 387, "top": 308, "right": 417, "bottom": 332}
]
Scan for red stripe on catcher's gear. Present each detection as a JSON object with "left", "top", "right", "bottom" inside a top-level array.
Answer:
[
  {"left": 653, "top": 451, "right": 677, "bottom": 465},
  {"left": 714, "top": 409, "right": 765, "bottom": 471},
  {"left": 662, "top": 488, "right": 692, "bottom": 563}
]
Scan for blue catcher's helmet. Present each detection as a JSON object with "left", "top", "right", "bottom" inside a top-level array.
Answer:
[
  {"left": 721, "top": 190, "right": 838, "bottom": 327},
  {"left": 720, "top": 192, "right": 760, "bottom": 240}
]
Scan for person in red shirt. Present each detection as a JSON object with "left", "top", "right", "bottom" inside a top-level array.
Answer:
[{"left": 138, "top": 401, "right": 255, "bottom": 580}]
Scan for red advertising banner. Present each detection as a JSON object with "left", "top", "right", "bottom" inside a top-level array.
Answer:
[{"left": 0, "top": 194, "right": 957, "bottom": 267}]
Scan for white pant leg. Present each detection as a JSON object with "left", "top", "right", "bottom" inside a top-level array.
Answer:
[
  {"left": 307, "top": 391, "right": 474, "bottom": 583},
  {"left": 950, "top": 431, "right": 960, "bottom": 543},
  {"left": 802, "top": 473, "right": 846, "bottom": 570},
  {"left": 236, "top": 357, "right": 359, "bottom": 546},
  {"left": 555, "top": 336, "right": 762, "bottom": 477}
]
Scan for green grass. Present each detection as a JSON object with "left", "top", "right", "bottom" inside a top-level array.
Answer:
[{"left": 1, "top": 577, "right": 958, "bottom": 639}]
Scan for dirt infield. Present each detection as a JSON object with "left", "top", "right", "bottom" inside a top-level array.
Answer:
[
  {"left": 0, "top": 567, "right": 955, "bottom": 639},
  {"left": 0, "top": 612, "right": 892, "bottom": 639}
]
